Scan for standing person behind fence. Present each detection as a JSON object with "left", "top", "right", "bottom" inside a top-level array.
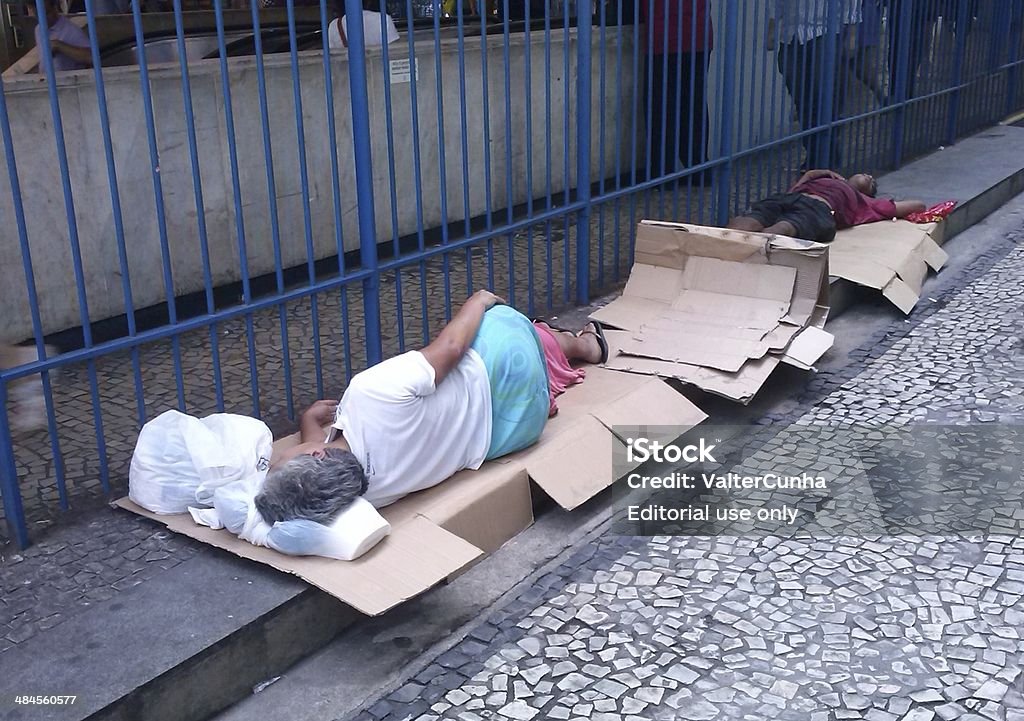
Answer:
[
  {"left": 328, "top": 0, "right": 400, "bottom": 50},
  {"left": 848, "top": 0, "right": 886, "bottom": 104},
  {"left": 30, "top": 0, "right": 91, "bottom": 73},
  {"left": 883, "top": 0, "right": 938, "bottom": 102},
  {"left": 769, "top": 0, "right": 860, "bottom": 170},
  {"left": 640, "top": 0, "right": 713, "bottom": 184}
]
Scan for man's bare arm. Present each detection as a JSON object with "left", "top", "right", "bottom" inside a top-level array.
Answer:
[
  {"left": 51, "top": 40, "right": 93, "bottom": 67},
  {"left": 420, "top": 290, "right": 503, "bottom": 386},
  {"left": 299, "top": 400, "right": 338, "bottom": 443},
  {"left": 893, "top": 200, "right": 927, "bottom": 218}
]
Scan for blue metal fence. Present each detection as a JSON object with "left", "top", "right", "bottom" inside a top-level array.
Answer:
[{"left": 2, "top": 0, "right": 1023, "bottom": 546}]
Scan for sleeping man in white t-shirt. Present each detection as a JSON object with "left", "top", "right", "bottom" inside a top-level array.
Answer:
[{"left": 254, "top": 291, "right": 608, "bottom": 526}]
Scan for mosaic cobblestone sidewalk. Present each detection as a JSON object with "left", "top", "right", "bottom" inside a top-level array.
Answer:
[{"left": 352, "top": 229, "right": 1024, "bottom": 719}]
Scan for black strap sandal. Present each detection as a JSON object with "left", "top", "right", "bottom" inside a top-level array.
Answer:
[{"left": 578, "top": 321, "right": 609, "bottom": 365}]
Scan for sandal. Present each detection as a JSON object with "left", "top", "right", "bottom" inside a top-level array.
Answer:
[{"left": 578, "top": 321, "right": 609, "bottom": 365}]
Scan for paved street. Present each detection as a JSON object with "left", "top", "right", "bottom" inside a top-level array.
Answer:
[{"left": 343, "top": 210, "right": 1024, "bottom": 720}]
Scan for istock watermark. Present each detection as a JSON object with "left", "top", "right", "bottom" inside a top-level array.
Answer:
[{"left": 611, "top": 424, "right": 1024, "bottom": 538}]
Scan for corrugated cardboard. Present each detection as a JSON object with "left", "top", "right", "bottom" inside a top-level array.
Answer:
[
  {"left": 602, "top": 330, "right": 781, "bottom": 405},
  {"left": 114, "top": 496, "right": 484, "bottom": 617},
  {"left": 829, "top": 220, "right": 947, "bottom": 313},
  {"left": 780, "top": 326, "right": 835, "bottom": 370},
  {"left": 117, "top": 366, "right": 706, "bottom": 615},
  {"left": 593, "top": 221, "right": 833, "bottom": 403},
  {"left": 500, "top": 367, "right": 708, "bottom": 509}
]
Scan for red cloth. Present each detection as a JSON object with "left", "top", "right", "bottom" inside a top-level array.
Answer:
[
  {"left": 532, "top": 323, "right": 586, "bottom": 418},
  {"left": 640, "top": 0, "right": 713, "bottom": 54},
  {"left": 792, "top": 177, "right": 898, "bottom": 228}
]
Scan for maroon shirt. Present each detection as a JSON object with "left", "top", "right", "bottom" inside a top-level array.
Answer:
[
  {"left": 792, "top": 177, "right": 898, "bottom": 229},
  {"left": 640, "top": 0, "right": 713, "bottom": 54}
]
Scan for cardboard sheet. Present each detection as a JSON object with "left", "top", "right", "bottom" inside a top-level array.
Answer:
[
  {"left": 503, "top": 367, "right": 708, "bottom": 509},
  {"left": 780, "top": 326, "right": 835, "bottom": 370},
  {"left": 829, "top": 220, "right": 947, "bottom": 313},
  {"left": 593, "top": 222, "right": 831, "bottom": 402},
  {"left": 114, "top": 496, "right": 484, "bottom": 617},
  {"left": 117, "top": 367, "right": 706, "bottom": 615}
]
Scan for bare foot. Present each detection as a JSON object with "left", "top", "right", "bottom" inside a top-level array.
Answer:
[{"left": 575, "top": 327, "right": 604, "bottom": 364}]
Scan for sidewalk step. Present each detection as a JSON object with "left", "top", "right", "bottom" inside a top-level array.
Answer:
[{"left": 2, "top": 549, "right": 356, "bottom": 721}]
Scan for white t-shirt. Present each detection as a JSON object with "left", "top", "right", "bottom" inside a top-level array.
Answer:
[
  {"left": 331, "top": 350, "right": 492, "bottom": 508},
  {"left": 328, "top": 11, "right": 400, "bottom": 50}
]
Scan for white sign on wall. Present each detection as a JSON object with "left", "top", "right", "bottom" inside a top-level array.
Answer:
[{"left": 389, "top": 58, "right": 418, "bottom": 84}]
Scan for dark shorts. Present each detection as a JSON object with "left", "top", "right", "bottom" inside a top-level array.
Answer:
[{"left": 741, "top": 192, "right": 837, "bottom": 243}]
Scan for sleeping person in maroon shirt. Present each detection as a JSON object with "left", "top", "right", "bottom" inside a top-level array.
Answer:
[{"left": 727, "top": 170, "right": 927, "bottom": 243}]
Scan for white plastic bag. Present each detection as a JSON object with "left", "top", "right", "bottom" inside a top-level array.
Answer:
[{"left": 129, "top": 410, "right": 273, "bottom": 514}]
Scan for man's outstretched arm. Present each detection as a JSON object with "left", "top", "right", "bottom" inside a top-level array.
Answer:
[
  {"left": 893, "top": 200, "right": 927, "bottom": 218},
  {"left": 420, "top": 290, "right": 503, "bottom": 386}
]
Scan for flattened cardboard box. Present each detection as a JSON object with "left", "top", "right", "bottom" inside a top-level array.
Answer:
[
  {"left": 829, "top": 219, "right": 947, "bottom": 314},
  {"left": 592, "top": 221, "right": 833, "bottom": 402},
  {"left": 117, "top": 368, "right": 706, "bottom": 616}
]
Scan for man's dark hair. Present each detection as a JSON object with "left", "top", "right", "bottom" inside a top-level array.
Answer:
[{"left": 255, "top": 448, "right": 368, "bottom": 524}]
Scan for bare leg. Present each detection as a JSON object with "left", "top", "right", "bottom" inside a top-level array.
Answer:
[
  {"left": 536, "top": 323, "right": 602, "bottom": 364},
  {"left": 762, "top": 220, "right": 799, "bottom": 237},
  {"left": 726, "top": 216, "right": 766, "bottom": 232}
]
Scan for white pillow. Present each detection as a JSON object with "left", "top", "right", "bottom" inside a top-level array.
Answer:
[
  {"left": 267, "top": 498, "right": 391, "bottom": 561},
  {"left": 190, "top": 483, "right": 390, "bottom": 562}
]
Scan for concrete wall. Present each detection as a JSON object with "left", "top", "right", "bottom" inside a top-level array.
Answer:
[{"left": 0, "top": 30, "right": 636, "bottom": 341}]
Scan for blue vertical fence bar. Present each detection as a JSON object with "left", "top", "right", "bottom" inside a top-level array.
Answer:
[
  {"left": 714, "top": 0, "right": 738, "bottom": 226},
  {"left": 346, "top": 0, "right": 382, "bottom": 366},
  {"left": 575, "top": 0, "right": 592, "bottom": 305},
  {"left": 247, "top": 0, "right": 297, "bottom": 419},
  {"left": 377, "top": 4, "right": 407, "bottom": 353},
  {"left": 0, "top": 385, "right": 26, "bottom": 547},
  {"left": 129, "top": 0, "right": 186, "bottom": 412},
  {"left": 947, "top": 0, "right": 971, "bottom": 145},
  {"left": 544, "top": 3, "right": 553, "bottom": 308},
  {"left": 171, "top": 0, "right": 224, "bottom": 413},
  {"left": 432, "top": 0, "right": 453, "bottom": 320},
  {"left": 501, "top": 0, "right": 514, "bottom": 307},
  {"left": 456, "top": 0, "right": 474, "bottom": 302},
  {"left": 285, "top": 0, "right": 325, "bottom": 399},
  {"left": 890, "top": 0, "right": 913, "bottom": 167},
  {"left": 213, "top": 0, "right": 261, "bottom": 417},
  {"left": 0, "top": 75, "right": 67, "bottom": 518},
  {"left": 317, "top": 0, "right": 356, "bottom": 377},
  {"left": 481, "top": 8, "right": 496, "bottom": 292},
  {"left": 0, "top": 75, "right": 62, "bottom": 545},
  {"left": 85, "top": 0, "right": 148, "bottom": 423},
  {"left": 32, "top": 0, "right": 109, "bottom": 492},
  {"left": 404, "top": 0, "right": 431, "bottom": 346},
  {"left": 1007, "top": 0, "right": 1023, "bottom": 116},
  {"left": 818, "top": 0, "right": 839, "bottom": 172}
]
